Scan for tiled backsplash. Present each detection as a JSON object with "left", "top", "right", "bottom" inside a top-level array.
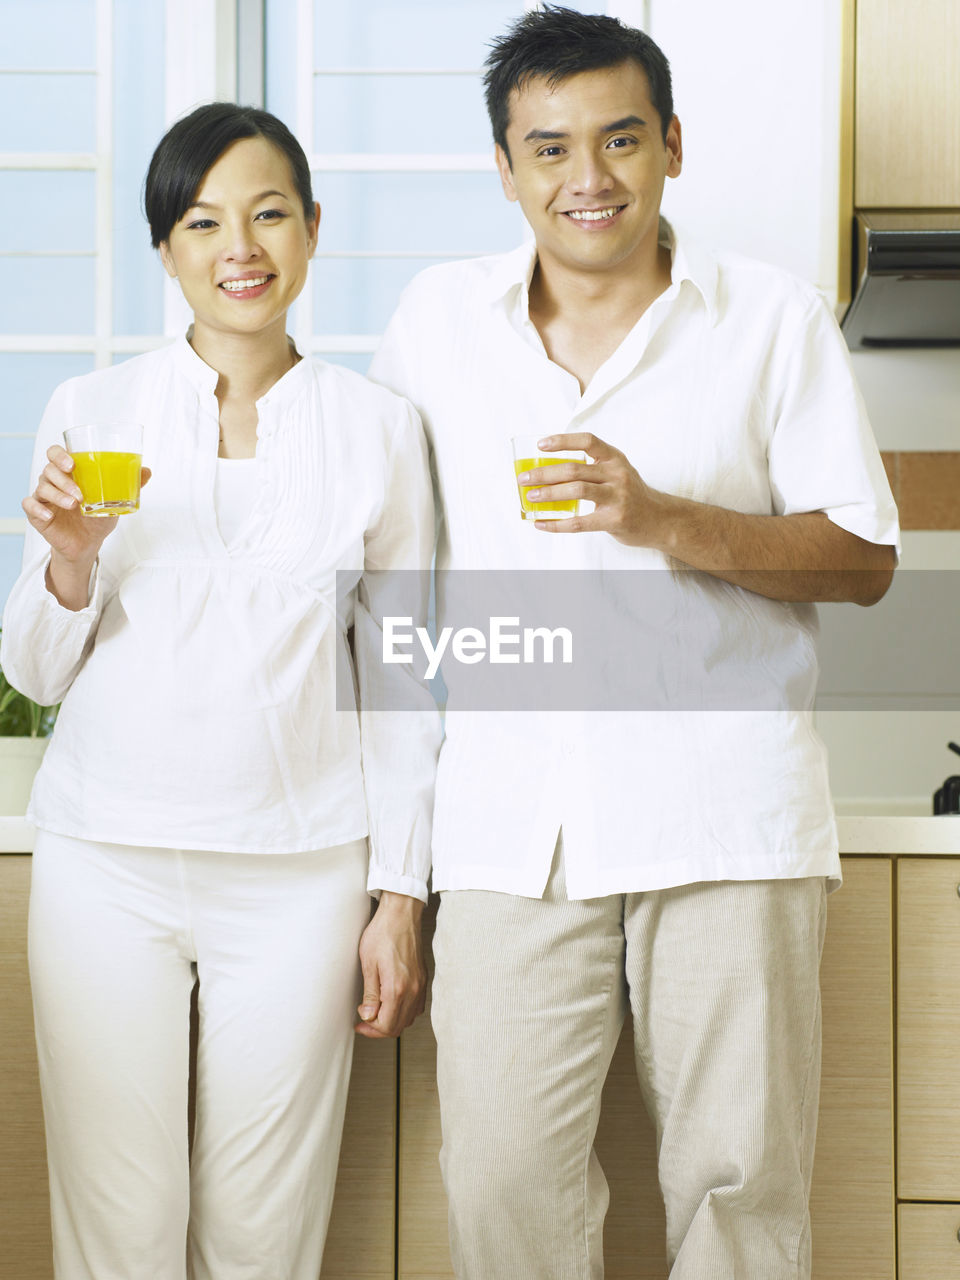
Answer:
[{"left": 881, "top": 452, "right": 960, "bottom": 529}]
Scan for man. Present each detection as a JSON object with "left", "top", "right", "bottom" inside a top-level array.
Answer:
[{"left": 371, "top": 7, "right": 898, "bottom": 1278}]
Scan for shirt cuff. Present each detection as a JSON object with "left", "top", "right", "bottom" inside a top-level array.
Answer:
[
  {"left": 40, "top": 553, "right": 103, "bottom": 616},
  {"left": 365, "top": 865, "right": 429, "bottom": 904}
]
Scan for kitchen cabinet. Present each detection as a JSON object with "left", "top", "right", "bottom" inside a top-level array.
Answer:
[
  {"left": 897, "top": 858, "right": 960, "bottom": 1280},
  {"left": 0, "top": 855, "right": 50, "bottom": 1280},
  {"left": 855, "top": 0, "right": 960, "bottom": 206},
  {"left": 21, "top": 846, "right": 960, "bottom": 1279},
  {"left": 898, "top": 1204, "right": 960, "bottom": 1278}
]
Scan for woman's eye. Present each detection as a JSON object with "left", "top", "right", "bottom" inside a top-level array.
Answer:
[
  {"left": 185, "top": 218, "right": 216, "bottom": 230},
  {"left": 255, "top": 208, "right": 287, "bottom": 221}
]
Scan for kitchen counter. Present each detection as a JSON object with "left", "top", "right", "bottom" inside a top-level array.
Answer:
[{"left": 3, "top": 814, "right": 960, "bottom": 855}]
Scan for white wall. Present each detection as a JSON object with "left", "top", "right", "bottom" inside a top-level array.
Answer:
[{"left": 639, "top": 1, "right": 959, "bottom": 812}]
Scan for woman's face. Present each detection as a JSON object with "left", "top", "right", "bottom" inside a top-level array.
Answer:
[{"left": 159, "top": 136, "right": 320, "bottom": 348}]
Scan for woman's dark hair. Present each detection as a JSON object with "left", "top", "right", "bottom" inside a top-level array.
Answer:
[
  {"left": 144, "top": 102, "right": 315, "bottom": 248},
  {"left": 484, "top": 5, "right": 673, "bottom": 164}
]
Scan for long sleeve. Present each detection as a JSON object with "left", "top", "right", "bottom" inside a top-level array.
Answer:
[
  {"left": 0, "top": 381, "right": 106, "bottom": 706},
  {"left": 355, "top": 400, "right": 440, "bottom": 902}
]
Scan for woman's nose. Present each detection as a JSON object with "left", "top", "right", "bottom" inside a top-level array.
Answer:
[{"left": 222, "top": 225, "right": 260, "bottom": 261}]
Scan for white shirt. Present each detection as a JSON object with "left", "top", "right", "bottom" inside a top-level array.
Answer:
[
  {"left": 2, "top": 338, "right": 440, "bottom": 900},
  {"left": 369, "top": 226, "right": 900, "bottom": 899},
  {"left": 213, "top": 456, "right": 258, "bottom": 545}
]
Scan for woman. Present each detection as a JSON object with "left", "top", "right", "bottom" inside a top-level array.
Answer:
[{"left": 1, "top": 103, "right": 438, "bottom": 1279}]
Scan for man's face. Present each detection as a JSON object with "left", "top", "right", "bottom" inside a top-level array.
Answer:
[{"left": 496, "top": 61, "right": 682, "bottom": 282}]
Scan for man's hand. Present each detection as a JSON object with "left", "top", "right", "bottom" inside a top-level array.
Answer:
[
  {"left": 355, "top": 890, "right": 427, "bottom": 1039},
  {"left": 517, "top": 432, "right": 896, "bottom": 606},
  {"left": 517, "top": 432, "right": 665, "bottom": 546}
]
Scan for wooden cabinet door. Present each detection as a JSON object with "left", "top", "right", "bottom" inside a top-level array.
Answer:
[
  {"left": 811, "top": 857, "right": 895, "bottom": 1280},
  {"left": 898, "top": 857, "right": 960, "bottom": 1200},
  {"left": 899, "top": 1203, "right": 960, "bottom": 1279},
  {"left": 0, "top": 854, "right": 52, "bottom": 1280},
  {"left": 321, "top": 1033, "right": 397, "bottom": 1279},
  {"left": 856, "top": 0, "right": 960, "bottom": 206}
]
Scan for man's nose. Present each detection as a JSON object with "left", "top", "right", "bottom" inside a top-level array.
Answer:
[{"left": 565, "top": 149, "right": 615, "bottom": 196}]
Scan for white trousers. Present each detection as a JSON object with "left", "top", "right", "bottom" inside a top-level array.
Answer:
[
  {"left": 28, "top": 831, "right": 372, "bottom": 1280},
  {"left": 431, "top": 841, "right": 826, "bottom": 1280}
]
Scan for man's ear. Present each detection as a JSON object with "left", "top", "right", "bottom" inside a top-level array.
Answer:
[
  {"left": 495, "top": 144, "right": 518, "bottom": 203},
  {"left": 158, "top": 241, "right": 178, "bottom": 279},
  {"left": 664, "top": 115, "right": 682, "bottom": 178}
]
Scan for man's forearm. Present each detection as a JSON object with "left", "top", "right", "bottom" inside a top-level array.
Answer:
[{"left": 653, "top": 498, "right": 896, "bottom": 606}]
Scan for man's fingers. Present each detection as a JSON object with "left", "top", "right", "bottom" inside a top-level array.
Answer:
[{"left": 539, "top": 431, "right": 619, "bottom": 462}]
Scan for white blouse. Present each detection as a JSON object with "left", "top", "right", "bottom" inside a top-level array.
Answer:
[
  {"left": 1, "top": 337, "right": 440, "bottom": 901},
  {"left": 213, "top": 456, "right": 258, "bottom": 546}
]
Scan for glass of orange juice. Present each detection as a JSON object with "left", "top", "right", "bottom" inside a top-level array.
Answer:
[
  {"left": 63, "top": 424, "right": 144, "bottom": 517},
  {"left": 511, "top": 436, "right": 585, "bottom": 521}
]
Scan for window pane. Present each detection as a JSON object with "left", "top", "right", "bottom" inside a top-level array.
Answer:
[
  {"left": 0, "top": 535, "right": 25, "bottom": 606},
  {"left": 0, "top": 74, "right": 97, "bottom": 152},
  {"left": 0, "top": 0, "right": 96, "bottom": 69},
  {"left": 314, "top": 0, "right": 521, "bottom": 69},
  {"left": 0, "top": 439, "right": 36, "bottom": 517},
  {"left": 315, "top": 73, "right": 491, "bottom": 154},
  {"left": 0, "top": 171, "right": 96, "bottom": 254},
  {"left": 0, "top": 353, "right": 95, "bottom": 435},
  {"left": 0, "top": 259, "right": 95, "bottom": 333},
  {"left": 314, "top": 171, "right": 522, "bottom": 254},
  {"left": 314, "top": 255, "right": 478, "bottom": 335},
  {"left": 113, "top": 0, "right": 166, "bottom": 335}
]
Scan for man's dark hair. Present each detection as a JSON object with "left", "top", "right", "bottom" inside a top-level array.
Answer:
[
  {"left": 143, "top": 102, "right": 315, "bottom": 248},
  {"left": 483, "top": 5, "right": 673, "bottom": 164}
]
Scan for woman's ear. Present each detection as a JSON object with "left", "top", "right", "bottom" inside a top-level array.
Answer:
[
  {"left": 158, "top": 241, "right": 178, "bottom": 279},
  {"left": 307, "top": 202, "right": 321, "bottom": 256}
]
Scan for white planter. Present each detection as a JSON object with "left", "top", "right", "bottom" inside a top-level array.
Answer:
[{"left": 0, "top": 737, "right": 48, "bottom": 816}]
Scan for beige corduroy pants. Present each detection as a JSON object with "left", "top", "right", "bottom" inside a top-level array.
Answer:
[{"left": 431, "top": 840, "right": 826, "bottom": 1280}]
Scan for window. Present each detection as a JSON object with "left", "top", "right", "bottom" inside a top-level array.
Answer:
[{"left": 0, "top": 1, "right": 635, "bottom": 609}]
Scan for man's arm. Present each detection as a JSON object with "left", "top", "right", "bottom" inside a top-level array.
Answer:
[{"left": 520, "top": 433, "right": 896, "bottom": 606}]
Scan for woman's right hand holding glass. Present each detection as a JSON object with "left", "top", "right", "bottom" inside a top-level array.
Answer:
[{"left": 22, "top": 445, "right": 149, "bottom": 610}]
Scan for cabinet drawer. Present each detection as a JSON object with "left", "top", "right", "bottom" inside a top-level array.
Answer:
[
  {"left": 899, "top": 1204, "right": 960, "bottom": 1279},
  {"left": 898, "top": 858, "right": 960, "bottom": 1199}
]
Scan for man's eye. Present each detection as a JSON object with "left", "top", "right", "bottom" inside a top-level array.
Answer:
[
  {"left": 538, "top": 146, "right": 564, "bottom": 158},
  {"left": 608, "top": 136, "right": 636, "bottom": 149}
]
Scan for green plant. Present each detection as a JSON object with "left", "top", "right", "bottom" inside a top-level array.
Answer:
[{"left": 0, "top": 632, "right": 58, "bottom": 738}]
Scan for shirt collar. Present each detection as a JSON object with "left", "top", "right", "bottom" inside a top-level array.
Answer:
[
  {"left": 483, "top": 217, "right": 720, "bottom": 327},
  {"left": 170, "top": 330, "right": 312, "bottom": 407}
]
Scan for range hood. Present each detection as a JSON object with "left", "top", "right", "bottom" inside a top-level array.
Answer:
[{"left": 841, "top": 211, "right": 960, "bottom": 349}]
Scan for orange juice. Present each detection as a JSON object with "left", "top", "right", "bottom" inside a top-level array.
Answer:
[
  {"left": 514, "top": 456, "right": 579, "bottom": 520},
  {"left": 69, "top": 451, "right": 142, "bottom": 517}
]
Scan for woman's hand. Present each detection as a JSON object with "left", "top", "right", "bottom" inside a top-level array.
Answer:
[
  {"left": 23, "top": 445, "right": 151, "bottom": 610},
  {"left": 355, "top": 891, "right": 427, "bottom": 1039}
]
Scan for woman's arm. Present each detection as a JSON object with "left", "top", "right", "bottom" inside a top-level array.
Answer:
[{"left": 1, "top": 389, "right": 126, "bottom": 705}]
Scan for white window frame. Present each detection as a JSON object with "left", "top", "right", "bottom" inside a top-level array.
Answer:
[{"left": 0, "top": 0, "right": 236, "bottom": 543}]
